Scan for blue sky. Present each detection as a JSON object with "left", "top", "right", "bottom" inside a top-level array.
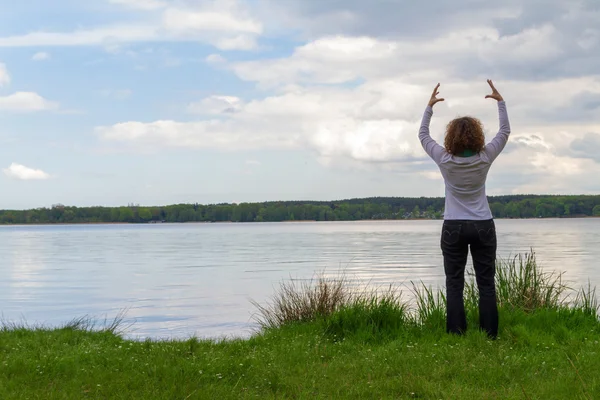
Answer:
[{"left": 1, "top": 0, "right": 599, "bottom": 209}]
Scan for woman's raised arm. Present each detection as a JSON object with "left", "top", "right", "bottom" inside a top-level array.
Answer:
[
  {"left": 482, "top": 80, "right": 511, "bottom": 163},
  {"left": 419, "top": 83, "right": 447, "bottom": 164}
]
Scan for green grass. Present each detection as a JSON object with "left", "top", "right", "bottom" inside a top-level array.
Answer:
[{"left": 1, "top": 252, "right": 599, "bottom": 399}]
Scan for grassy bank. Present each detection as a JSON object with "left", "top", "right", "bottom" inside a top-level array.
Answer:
[{"left": 1, "top": 254, "right": 599, "bottom": 399}]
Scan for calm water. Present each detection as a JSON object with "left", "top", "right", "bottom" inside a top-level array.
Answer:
[{"left": 0, "top": 220, "right": 598, "bottom": 339}]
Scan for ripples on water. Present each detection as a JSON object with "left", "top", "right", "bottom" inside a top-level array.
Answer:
[{"left": 0, "top": 219, "right": 598, "bottom": 339}]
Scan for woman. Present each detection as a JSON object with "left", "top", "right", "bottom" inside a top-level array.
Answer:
[{"left": 418, "top": 80, "right": 510, "bottom": 339}]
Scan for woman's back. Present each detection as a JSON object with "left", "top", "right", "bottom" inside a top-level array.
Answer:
[
  {"left": 419, "top": 98, "right": 510, "bottom": 220},
  {"left": 439, "top": 155, "right": 494, "bottom": 219}
]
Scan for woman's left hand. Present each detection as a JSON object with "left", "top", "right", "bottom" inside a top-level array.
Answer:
[{"left": 428, "top": 83, "right": 445, "bottom": 108}]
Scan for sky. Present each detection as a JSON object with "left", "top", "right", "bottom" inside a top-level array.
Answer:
[{"left": 0, "top": 0, "right": 599, "bottom": 209}]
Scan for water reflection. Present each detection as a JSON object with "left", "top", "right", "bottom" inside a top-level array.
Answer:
[
  {"left": 0, "top": 220, "right": 598, "bottom": 339},
  {"left": 8, "top": 232, "right": 47, "bottom": 290}
]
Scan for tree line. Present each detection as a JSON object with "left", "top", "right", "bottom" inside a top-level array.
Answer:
[{"left": 1, "top": 195, "right": 599, "bottom": 224}]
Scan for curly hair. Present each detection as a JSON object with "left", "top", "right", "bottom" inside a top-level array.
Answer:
[{"left": 444, "top": 117, "right": 485, "bottom": 155}]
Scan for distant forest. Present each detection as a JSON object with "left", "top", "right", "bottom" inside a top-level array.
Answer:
[{"left": 1, "top": 195, "right": 599, "bottom": 224}]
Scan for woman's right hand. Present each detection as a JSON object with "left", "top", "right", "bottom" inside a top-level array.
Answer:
[{"left": 485, "top": 79, "right": 504, "bottom": 102}]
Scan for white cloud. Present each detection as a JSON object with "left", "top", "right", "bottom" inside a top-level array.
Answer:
[
  {"left": 32, "top": 51, "right": 50, "bottom": 61},
  {"left": 0, "top": 4, "right": 263, "bottom": 51},
  {"left": 205, "top": 54, "right": 227, "bottom": 64},
  {"left": 229, "top": 35, "right": 397, "bottom": 88},
  {"left": 530, "top": 153, "right": 584, "bottom": 176},
  {"left": 3, "top": 163, "right": 51, "bottom": 180},
  {"left": 0, "top": 92, "right": 58, "bottom": 112},
  {"left": 96, "top": 119, "right": 299, "bottom": 150},
  {"left": 97, "top": 83, "right": 427, "bottom": 161},
  {"left": 0, "top": 63, "right": 10, "bottom": 86},
  {"left": 511, "top": 134, "right": 553, "bottom": 151},
  {"left": 226, "top": 26, "right": 562, "bottom": 88},
  {"left": 187, "top": 95, "right": 244, "bottom": 115},
  {"left": 0, "top": 25, "right": 159, "bottom": 47},
  {"left": 108, "top": 0, "right": 166, "bottom": 10},
  {"left": 503, "top": 152, "right": 600, "bottom": 195},
  {"left": 162, "top": 8, "right": 262, "bottom": 34},
  {"left": 215, "top": 35, "right": 258, "bottom": 50}
]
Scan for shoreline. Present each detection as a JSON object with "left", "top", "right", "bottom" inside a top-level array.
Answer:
[
  {"left": 1, "top": 216, "right": 599, "bottom": 226},
  {"left": 1, "top": 254, "right": 599, "bottom": 398}
]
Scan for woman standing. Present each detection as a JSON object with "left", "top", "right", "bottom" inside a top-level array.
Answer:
[{"left": 418, "top": 80, "right": 510, "bottom": 339}]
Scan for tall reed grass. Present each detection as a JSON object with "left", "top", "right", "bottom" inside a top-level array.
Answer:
[{"left": 252, "top": 252, "right": 599, "bottom": 339}]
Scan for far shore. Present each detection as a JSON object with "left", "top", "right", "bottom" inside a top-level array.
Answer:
[{"left": 1, "top": 215, "right": 599, "bottom": 227}]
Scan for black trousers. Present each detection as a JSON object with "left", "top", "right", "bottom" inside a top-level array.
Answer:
[{"left": 440, "top": 219, "right": 498, "bottom": 338}]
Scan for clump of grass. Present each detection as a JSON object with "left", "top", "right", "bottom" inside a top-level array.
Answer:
[
  {"left": 574, "top": 281, "right": 599, "bottom": 317},
  {"left": 324, "top": 286, "right": 409, "bottom": 342},
  {"left": 410, "top": 282, "right": 446, "bottom": 330},
  {"left": 251, "top": 274, "right": 351, "bottom": 330},
  {"left": 495, "top": 252, "right": 567, "bottom": 312},
  {"left": 251, "top": 273, "right": 412, "bottom": 341},
  {"left": 1, "top": 310, "right": 131, "bottom": 335},
  {"left": 62, "top": 310, "right": 131, "bottom": 335}
]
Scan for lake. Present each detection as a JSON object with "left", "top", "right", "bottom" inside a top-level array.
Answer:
[{"left": 0, "top": 219, "right": 598, "bottom": 339}]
